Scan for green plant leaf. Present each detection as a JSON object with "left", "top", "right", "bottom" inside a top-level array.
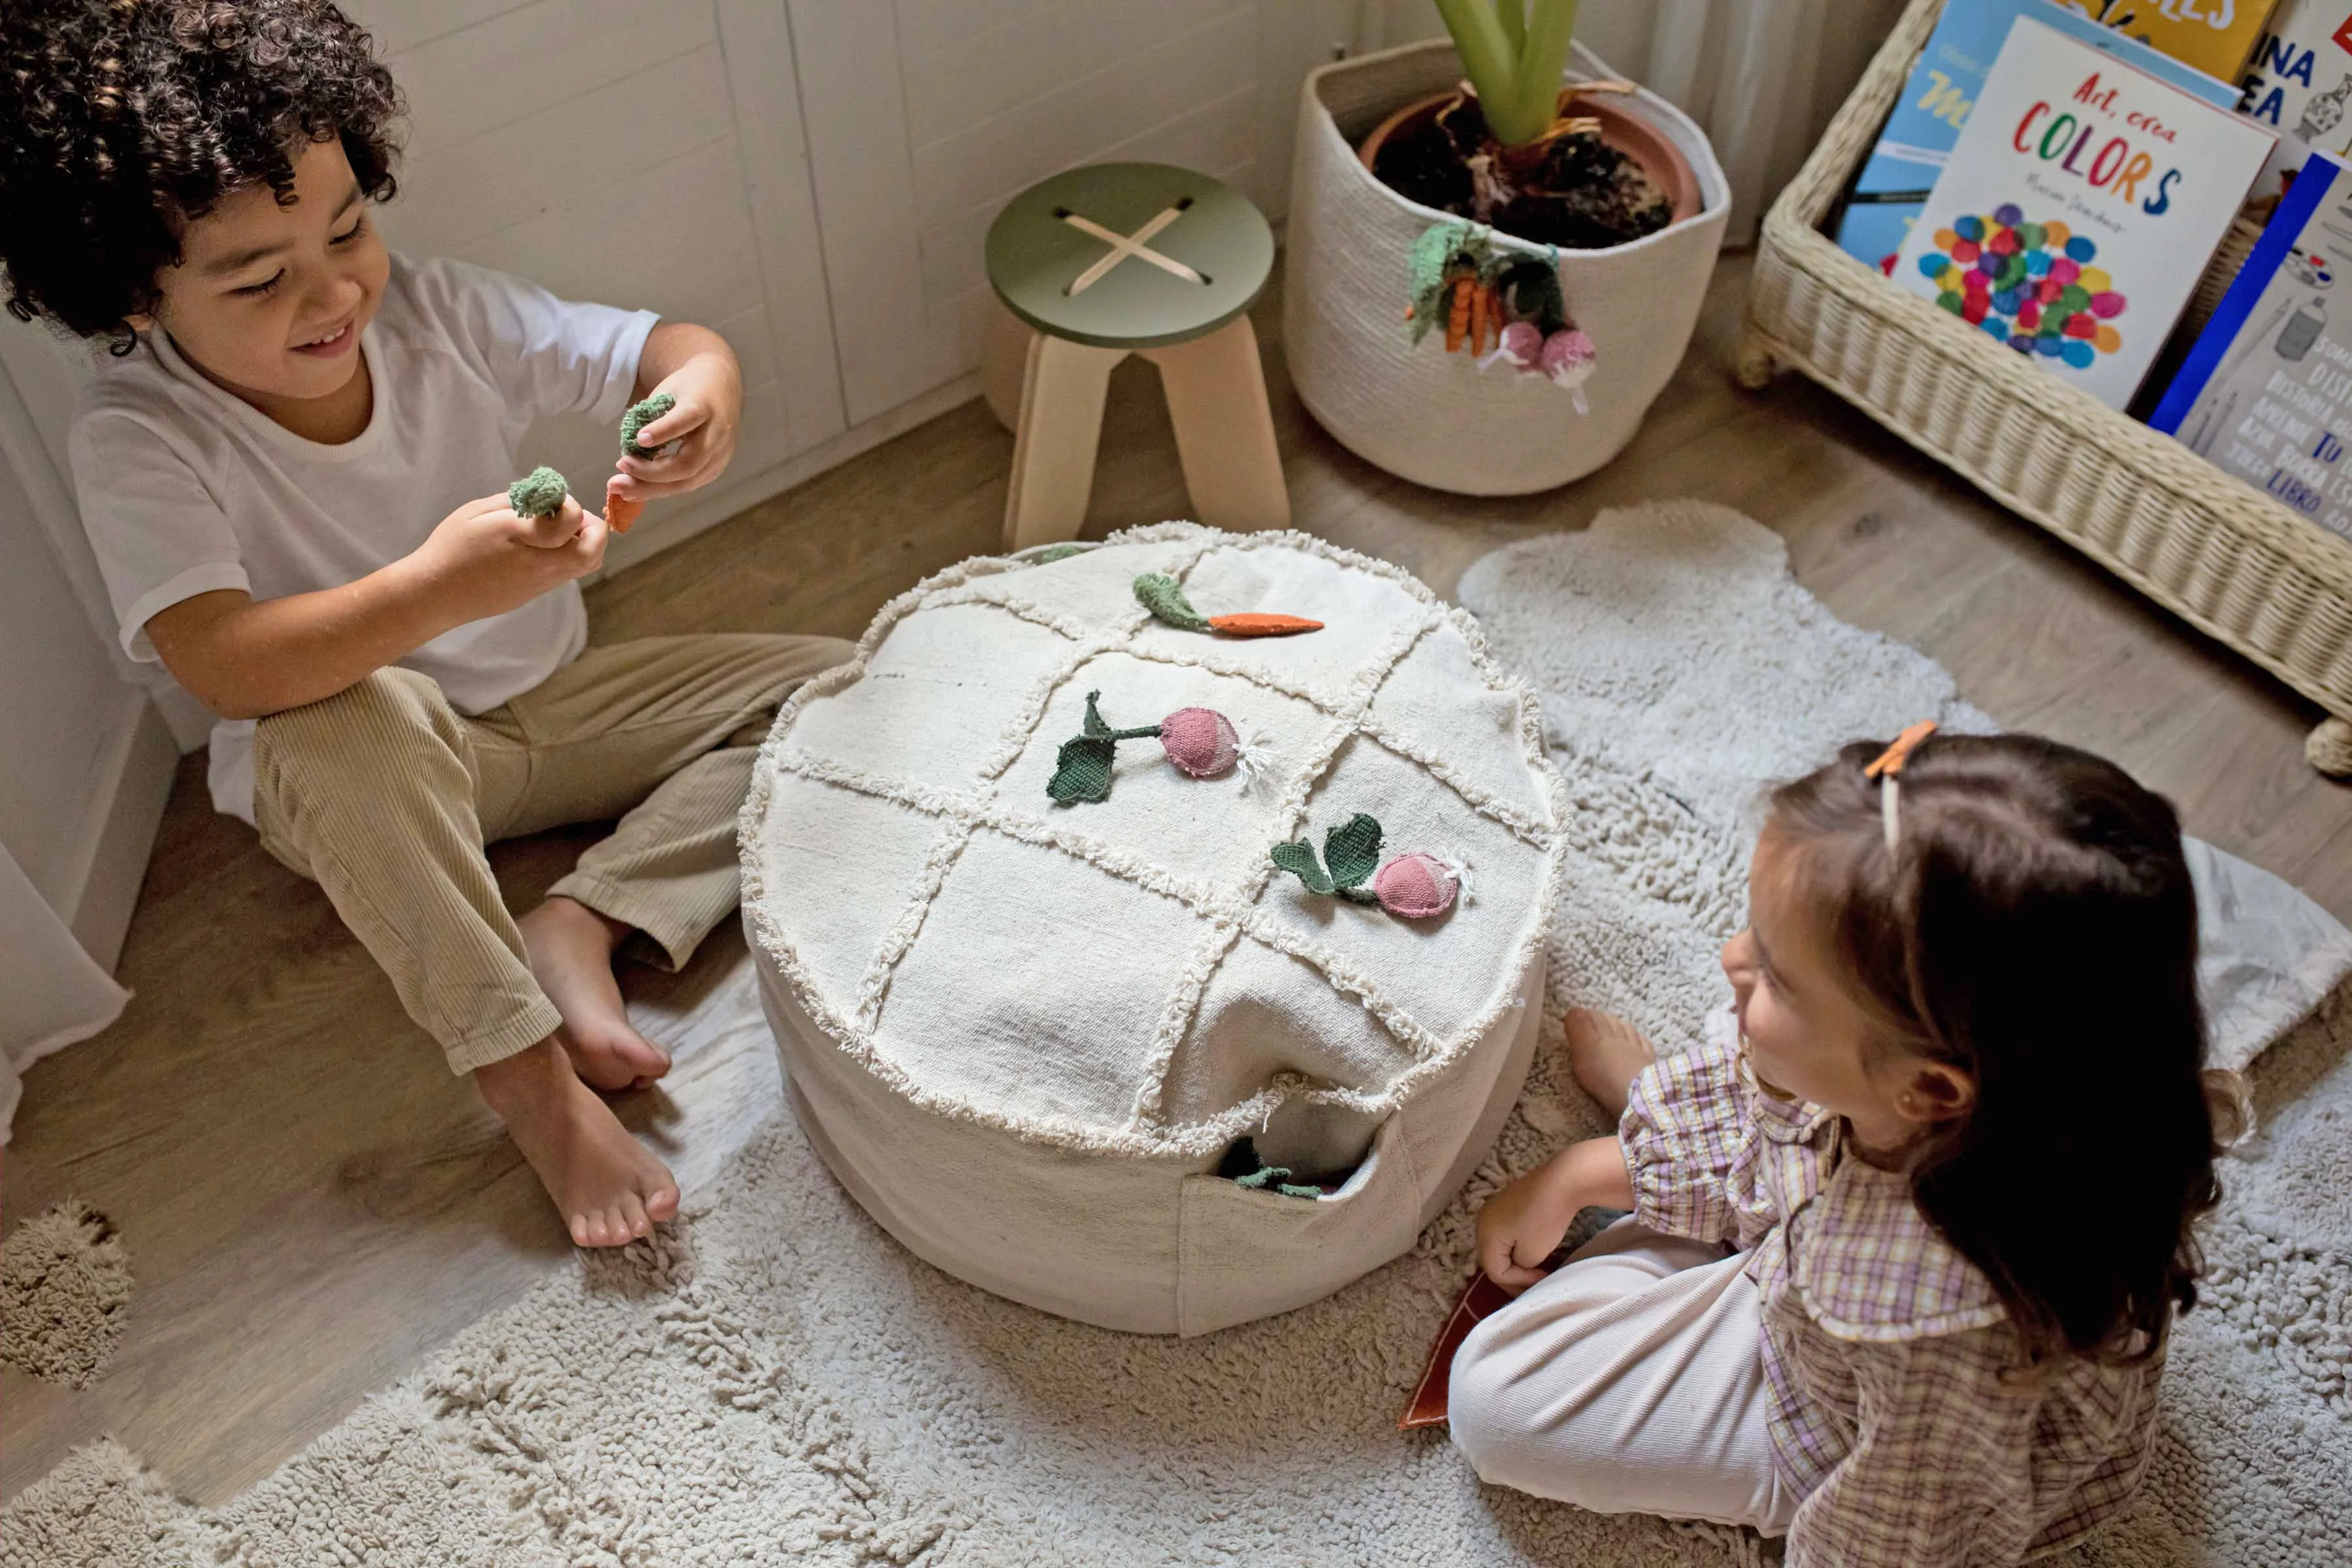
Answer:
[
  {"left": 1049, "top": 736, "right": 1119, "bottom": 802},
  {"left": 1133, "top": 572, "right": 1211, "bottom": 632},
  {"left": 1080, "top": 690, "right": 1113, "bottom": 738},
  {"left": 1324, "top": 813, "right": 1384, "bottom": 889},
  {"left": 1269, "top": 841, "right": 1335, "bottom": 895}
]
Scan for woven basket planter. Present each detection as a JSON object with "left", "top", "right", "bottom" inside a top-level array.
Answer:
[
  {"left": 1739, "top": 0, "right": 2352, "bottom": 776},
  {"left": 1284, "top": 40, "right": 1731, "bottom": 497}
]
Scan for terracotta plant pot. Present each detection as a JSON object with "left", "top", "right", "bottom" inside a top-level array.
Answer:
[
  {"left": 1356, "top": 90, "right": 1703, "bottom": 228},
  {"left": 1283, "top": 39, "right": 1729, "bottom": 496}
]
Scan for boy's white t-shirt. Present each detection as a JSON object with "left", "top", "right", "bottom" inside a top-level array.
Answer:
[{"left": 69, "top": 253, "right": 659, "bottom": 825}]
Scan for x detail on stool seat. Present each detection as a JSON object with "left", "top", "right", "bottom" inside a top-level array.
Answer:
[{"left": 1056, "top": 198, "right": 1210, "bottom": 295}]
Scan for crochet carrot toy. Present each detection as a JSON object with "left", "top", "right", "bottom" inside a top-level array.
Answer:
[
  {"left": 602, "top": 393, "right": 681, "bottom": 534},
  {"left": 1132, "top": 573, "right": 1322, "bottom": 637}
]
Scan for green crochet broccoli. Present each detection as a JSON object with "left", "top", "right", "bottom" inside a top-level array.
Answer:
[
  {"left": 619, "top": 393, "right": 678, "bottom": 460},
  {"left": 506, "top": 465, "right": 568, "bottom": 519}
]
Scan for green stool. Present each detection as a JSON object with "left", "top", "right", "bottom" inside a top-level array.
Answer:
[{"left": 984, "top": 162, "right": 1288, "bottom": 551}]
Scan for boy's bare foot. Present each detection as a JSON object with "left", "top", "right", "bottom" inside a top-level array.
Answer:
[
  {"left": 519, "top": 895, "right": 672, "bottom": 1091},
  {"left": 476, "top": 1037, "right": 680, "bottom": 1247},
  {"left": 1565, "top": 1007, "right": 1658, "bottom": 1121}
]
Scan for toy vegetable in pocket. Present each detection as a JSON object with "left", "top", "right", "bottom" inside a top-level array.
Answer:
[
  {"left": 1047, "top": 692, "right": 1271, "bottom": 803},
  {"left": 1271, "top": 813, "right": 1462, "bottom": 919},
  {"left": 1133, "top": 573, "right": 1322, "bottom": 637}
]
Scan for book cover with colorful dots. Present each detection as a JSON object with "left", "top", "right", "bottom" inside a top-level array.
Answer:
[{"left": 1892, "top": 12, "right": 2277, "bottom": 407}]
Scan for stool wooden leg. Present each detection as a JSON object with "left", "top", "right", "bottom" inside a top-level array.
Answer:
[
  {"left": 1141, "top": 315, "right": 1290, "bottom": 531},
  {"left": 981, "top": 298, "right": 1033, "bottom": 433},
  {"left": 1004, "top": 333, "right": 1124, "bottom": 553}
]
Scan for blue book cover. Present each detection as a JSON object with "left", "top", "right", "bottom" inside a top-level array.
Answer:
[
  {"left": 2150, "top": 150, "right": 2352, "bottom": 540},
  {"left": 1838, "top": 0, "right": 2242, "bottom": 274}
]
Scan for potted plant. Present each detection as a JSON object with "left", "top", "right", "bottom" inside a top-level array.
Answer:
[{"left": 1284, "top": 1, "right": 1729, "bottom": 496}]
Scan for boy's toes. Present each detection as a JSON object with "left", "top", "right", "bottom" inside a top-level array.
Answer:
[
  {"left": 647, "top": 1182, "right": 681, "bottom": 1224},
  {"left": 619, "top": 1190, "right": 651, "bottom": 1239},
  {"left": 564, "top": 1024, "right": 673, "bottom": 1093}
]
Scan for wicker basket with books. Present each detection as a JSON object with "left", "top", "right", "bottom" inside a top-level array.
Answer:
[{"left": 1739, "top": 0, "right": 2352, "bottom": 774}]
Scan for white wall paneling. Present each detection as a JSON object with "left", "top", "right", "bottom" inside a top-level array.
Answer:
[{"left": 789, "top": 0, "right": 1334, "bottom": 425}]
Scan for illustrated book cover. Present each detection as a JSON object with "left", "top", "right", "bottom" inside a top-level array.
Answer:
[{"left": 1889, "top": 10, "right": 2277, "bottom": 406}]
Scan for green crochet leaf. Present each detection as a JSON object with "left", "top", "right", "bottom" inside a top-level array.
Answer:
[
  {"left": 1049, "top": 737, "right": 1118, "bottom": 802},
  {"left": 1324, "top": 813, "right": 1383, "bottom": 889},
  {"left": 1409, "top": 221, "right": 1468, "bottom": 301},
  {"left": 1495, "top": 255, "right": 1567, "bottom": 334},
  {"left": 1133, "top": 572, "right": 1211, "bottom": 632},
  {"left": 1048, "top": 691, "right": 1159, "bottom": 802},
  {"left": 1030, "top": 544, "right": 1087, "bottom": 564},
  {"left": 1269, "top": 840, "right": 1334, "bottom": 895},
  {"left": 506, "top": 465, "right": 568, "bottom": 519},
  {"left": 619, "top": 393, "right": 678, "bottom": 459},
  {"left": 1233, "top": 1163, "right": 1320, "bottom": 1199}
]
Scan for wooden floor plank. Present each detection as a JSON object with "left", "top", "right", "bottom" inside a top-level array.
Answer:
[{"left": 6, "top": 254, "right": 2347, "bottom": 1505}]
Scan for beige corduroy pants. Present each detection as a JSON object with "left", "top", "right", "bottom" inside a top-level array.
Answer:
[{"left": 252, "top": 633, "right": 853, "bottom": 1073}]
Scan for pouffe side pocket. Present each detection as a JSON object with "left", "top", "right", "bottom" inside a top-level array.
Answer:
[{"left": 741, "top": 524, "right": 1568, "bottom": 1334}]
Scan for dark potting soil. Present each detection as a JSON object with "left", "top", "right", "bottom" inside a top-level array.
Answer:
[{"left": 1370, "top": 95, "right": 1673, "bottom": 250}]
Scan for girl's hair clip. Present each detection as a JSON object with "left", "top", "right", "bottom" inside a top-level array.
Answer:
[
  {"left": 1865, "top": 721, "right": 1938, "bottom": 853},
  {"left": 1865, "top": 720, "right": 1939, "bottom": 780}
]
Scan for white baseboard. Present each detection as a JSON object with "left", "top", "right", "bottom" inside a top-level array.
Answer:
[
  {"left": 599, "top": 372, "right": 985, "bottom": 577},
  {"left": 63, "top": 693, "right": 178, "bottom": 971}
]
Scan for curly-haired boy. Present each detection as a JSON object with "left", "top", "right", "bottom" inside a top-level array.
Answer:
[{"left": 0, "top": 0, "right": 851, "bottom": 1246}]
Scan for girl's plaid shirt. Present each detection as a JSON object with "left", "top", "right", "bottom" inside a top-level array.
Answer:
[{"left": 1619, "top": 1015, "right": 2164, "bottom": 1566}]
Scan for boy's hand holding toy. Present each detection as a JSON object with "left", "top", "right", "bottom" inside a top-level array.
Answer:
[
  {"left": 411, "top": 470, "right": 608, "bottom": 626},
  {"left": 605, "top": 333, "right": 742, "bottom": 528}
]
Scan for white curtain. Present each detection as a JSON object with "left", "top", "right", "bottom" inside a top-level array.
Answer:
[
  {"left": 0, "top": 845, "right": 128, "bottom": 1145},
  {"left": 1353, "top": 0, "right": 1912, "bottom": 245}
]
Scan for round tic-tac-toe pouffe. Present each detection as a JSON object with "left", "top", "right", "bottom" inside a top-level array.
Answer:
[{"left": 740, "top": 523, "right": 1567, "bottom": 1335}]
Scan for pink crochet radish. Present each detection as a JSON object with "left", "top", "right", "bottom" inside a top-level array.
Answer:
[
  {"left": 1159, "top": 706, "right": 1239, "bottom": 777},
  {"left": 1371, "top": 852, "right": 1461, "bottom": 919},
  {"left": 1048, "top": 693, "right": 1269, "bottom": 803},
  {"left": 1540, "top": 328, "right": 1598, "bottom": 411},
  {"left": 1271, "top": 814, "right": 1462, "bottom": 921}
]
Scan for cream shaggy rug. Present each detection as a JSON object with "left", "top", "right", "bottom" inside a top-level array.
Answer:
[
  {"left": 9, "top": 502, "right": 2351, "bottom": 1567},
  {"left": 0, "top": 1200, "right": 129, "bottom": 1390}
]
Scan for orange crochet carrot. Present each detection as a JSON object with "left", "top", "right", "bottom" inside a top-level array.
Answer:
[
  {"left": 1208, "top": 613, "right": 1325, "bottom": 637},
  {"left": 1446, "top": 278, "right": 1471, "bottom": 353},
  {"left": 1469, "top": 282, "right": 1490, "bottom": 356},
  {"left": 603, "top": 477, "right": 644, "bottom": 534}
]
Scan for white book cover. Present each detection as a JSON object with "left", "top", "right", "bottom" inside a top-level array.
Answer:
[
  {"left": 2238, "top": 3, "right": 2352, "bottom": 204},
  {"left": 1893, "top": 12, "right": 2277, "bottom": 407}
]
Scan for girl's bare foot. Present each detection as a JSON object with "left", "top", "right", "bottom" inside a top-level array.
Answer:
[
  {"left": 519, "top": 895, "right": 672, "bottom": 1091},
  {"left": 475, "top": 1037, "right": 680, "bottom": 1247},
  {"left": 1565, "top": 1007, "right": 1658, "bottom": 1120}
]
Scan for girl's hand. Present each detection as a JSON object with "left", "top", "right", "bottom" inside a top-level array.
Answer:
[
  {"left": 1475, "top": 1134, "right": 1635, "bottom": 1294},
  {"left": 612, "top": 323, "right": 742, "bottom": 506},
  {"left": 1477, "top": 1164, "right": 1580, "bottom": 1292}
]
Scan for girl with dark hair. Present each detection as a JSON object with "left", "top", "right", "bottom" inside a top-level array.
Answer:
[{"left": 1450, "top": 727, "right": 2228, "bottom": 1564}]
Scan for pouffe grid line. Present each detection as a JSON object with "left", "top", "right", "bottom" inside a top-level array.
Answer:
[{"left": 741, "top": 523, "right": 1569, "bottom": 1162}]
